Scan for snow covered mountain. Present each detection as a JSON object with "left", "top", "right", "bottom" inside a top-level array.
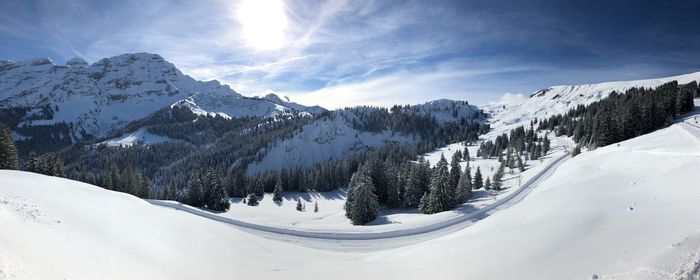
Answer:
[
  {"left": 487, "top": 71, "right": 700, "bottom": 135},
  {"left": 247, "top": 99, "right": 485, "bottom": 175},
  {"left": 0, "top": 53, "right": 321, "bottom": 139},
  {"left": 261, "top": 93, "right": 327, "bottom": 115},
  {"left": 2, "top": 116, "right": 699, "bottom": 279}
]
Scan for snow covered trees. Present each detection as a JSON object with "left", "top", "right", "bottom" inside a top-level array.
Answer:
[
  {"left": 0, "top": 124, "right": 19, "bottom": 170},
  {"left": 205, "top": 169, "right": 230, "bottom": 211},
  {"left": 186, "top": 170, "right": 205, "bottom": 207},
  {"left": 473, "top": 167, "right": 484, "bottom": 190},
  {"left": 538, "top": 81, "right": 698, "bottom": 148},
  {"left": 420, "top": 155, "right": 453, "bottom": 214},
  {"left": 344, "top": 165, "right": 379, "bottom": 225},
  {"left": 449, "top": 152, "right": 462, "bottom": 196},
  {"left": 246, "top": 193, "right": 259, "bottom": 206},
  {"left": 454, "top": 167, "right": 472, "bottom": 204},
  {"left": 492, "top": 162, "right": 505, "bottom": 191},
  {"left": 26, "top": 153, "right": 64, "bottom": 177},
  {"left": 185, "top": 169, "right": 229, "bottom": 210},
  {"left": 272, "top": 179, "right": 284, "bottom": 205}
]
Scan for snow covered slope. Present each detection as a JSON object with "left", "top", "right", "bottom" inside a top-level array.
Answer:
[
  {"left": 247, "top": 100, "right": 484, "bottom": 175},
  {"left": 0, "top": 53, "right": 313, "bottom": 138},
  {"left": 2, "top": 117, "right": 699, "bottom": 279},
  {"left": 246, "top": 110, "right": 417, "bottom": 175},
  {"left": 261, "top": 92, "right": 327, "bottom": 115},
  {"left": 489, "top": 71, "right": 700, "bottom": 135}
]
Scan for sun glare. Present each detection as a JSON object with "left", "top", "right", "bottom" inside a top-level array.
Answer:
[{"left": 237, "top": 0, "right": 288, "bottom": 51}]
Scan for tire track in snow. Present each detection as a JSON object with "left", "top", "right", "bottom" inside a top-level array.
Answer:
[{"left": 149, "top": 152, "right": 570, "bottom": 246}]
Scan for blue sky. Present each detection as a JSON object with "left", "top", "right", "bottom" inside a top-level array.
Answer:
[{"left": 2, "top": 0, "right": 700, "bottom": 108}]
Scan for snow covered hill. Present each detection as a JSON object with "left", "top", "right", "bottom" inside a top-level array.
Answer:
[
  {"left": 247, "top": 100, "right": 484, "bottom": 175},
  {"left": 261, "top": 92, "right": 327, "bottom": 115},
  {"left": 2, "top": 115, "right": 699, "bottom": 279},
  {"left": 0, "top": 53, "right": 319, "bottom": 139},
  {"left": 488, "top": 71, "right": 700, "bottom": 135}
]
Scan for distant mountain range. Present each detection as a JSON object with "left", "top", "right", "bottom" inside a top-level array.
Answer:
[{"left": 0, "top": 52, "right": 323, "bottom": 140}]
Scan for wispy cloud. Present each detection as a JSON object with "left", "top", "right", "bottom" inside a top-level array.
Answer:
[{"left": 2, "top": 0, "right": 700, "bottom": 108}]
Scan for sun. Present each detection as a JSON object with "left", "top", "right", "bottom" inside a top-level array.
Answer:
[{"left": 237, "top": 0, "right": 288, "bottom": 51}]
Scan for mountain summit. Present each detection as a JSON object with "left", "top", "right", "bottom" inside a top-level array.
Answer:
[{"left": 0, "top": 52, "right": 323, "bottom": 139}]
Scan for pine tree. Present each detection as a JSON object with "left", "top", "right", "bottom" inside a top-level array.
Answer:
[
  {"left": 473, "top": 167, "right": 484, "bottom": 190},
  {"left": 572, "top": 145, "right": 582, "bottom": 157},
  {"left": 296, "top": 198, "right": 303, "bottom": 211},
  {"left": 463, "top": 147, "right": 470, "bottom": 162},
  {"left": 27, "top": 151, "right": 38, "bottom": 172},
  {"left": 454, "top": 168, "right": 472, "bottom": 204},
  {"left": 0, "top": 124, "right": 19, "bottom": 170},
  {"left": 543, "top": 136, "right": 551, "bottom": 155},
  {"left": 422, "top": 155, "right": 452, "bottom": 214},
  {"left": 186, "top": 170, "right": 204, "bottom": 207},
  {"left": 492, "top": 162, "right": 504, "bottom": 191},
  {"left": 517, "top": 156, "right": 525, "bottom": 172},
  {"left": 344, "top": 165, "right": 379, "bottom": 225},
  {"left": 418, "top": 192, "right": 430, "bottom": 214},
  {"left": 246, "top": 193, "right": 259, "bottom": 206},
  {"left": 206, "top": 169, "right": 229, "bottom": 211},
  {"left": 385, "top": 161, "right": 402, "bottom": 207},
  {"left": 449, "top": 152, "right": 462, "bottom": 197},
  {"left": 272, "top": 178, "right": 284, "bottom": 205},
  {"left": 402, "top": 165, "right": 423, "bottom": 207},
  {"left": 485, "top": 177, "right": 492, "bottom": 190}
]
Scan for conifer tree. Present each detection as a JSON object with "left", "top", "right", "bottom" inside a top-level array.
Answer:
[
  {"left": 422, "top": 155, "right": 452, "bottom": 214},
  {"left": 272, "top": 178, "right": 284, "bottom": 205},
  {"left": 0, "top": 124, "right": 19, "bottom": 170},
  {"left": 454, "top": 168, "right": 472, "bottom": 204},
  {"left": 344, "top": 165, "right": 379, "bottom": 225},
  {"left": 463, "top": 147, "right": 470, "bottom": 161},
  {"left": 296, "top": 198, "right": 303, "bottom": 211},
  {"left": 473, "top": 167, "right": 484, "bottom": 190},
  {"left": 385, "top": 161, "right": 402, "bottom": 207},
  {"left": 572, "top": 145, "right": 582, "bottom": 157},
  {"left": 517, "top": 156, "right": 525, "bottom": 172},
  {"left": 206, "top": 169, "right": 229, "bottom": 211},
  {"left": 418, "top": 192, "right": 430, "bottom": 213},
  {"left": 492, "top": 162, "right": 505, "bottom": 191},
  {"left": 402, "top": 165, "right": 423, "bottom": 207},
  {"left": 449, "top": 152, "right": 462, "bottom": 197},
  {"left": 186, "top": 170, "right": 204, "bottom": 207},
  {"left": 485, "top": 177, "right": 492, "bottom": 190},
  {"left": 246, "top": 193, "right": 259, "bottom": 206}
]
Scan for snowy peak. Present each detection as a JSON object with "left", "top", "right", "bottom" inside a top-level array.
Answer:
[
  {"left": 65, "top": 57, "right": 88, "bottom": 68},
  {"left": 0, "top": 52, "right": 319, "bottom": 139},
  {"left": 261, "top": 92, "right": 327, "bottom": 115}
]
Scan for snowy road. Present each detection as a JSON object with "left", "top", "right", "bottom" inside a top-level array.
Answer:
[{"left": 150, "top": 151, "right": 570, "bottom": 250}]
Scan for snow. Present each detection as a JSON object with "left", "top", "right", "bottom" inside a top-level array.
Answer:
[
  {"left": 0, "top": 52, "right": 318, "bottom": 138},
  {"left": 246, "top": 111, "right": 419, "bottom": 175},
  {"left": 246, "top": 99, "right": 483, "bottom": 175},
  {"left": 2, "top": 118, "right": 699, "bottom": 279},
  {"left": 100, "top": 127, "right": 173, "bottom": 147},
  {"left": 487, "top": 71, "right": 700, "bottom": 136}
]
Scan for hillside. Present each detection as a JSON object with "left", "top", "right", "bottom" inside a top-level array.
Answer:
[
  {"left": 1, "top": 115, "right": 699, "bottom": 279},
  {"left": 487, "top": 71, "right": 700, "bottom": 135},
  {"left": 0, "top": 53, "right": 319, "bottom": 140}
]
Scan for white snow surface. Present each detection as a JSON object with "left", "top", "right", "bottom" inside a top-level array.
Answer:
[
  {"left": 246, "top": 110, "right": 418, "bottom": 175},
  {"left": 0, "top": 53, "right": 315, "bottom": 138},
  {"left": 487, "top": 71, "right": 700, "bottom": 136},
  {"left": 100, "top": 127, "right": 172, "bottom": 147},
  {"left": 2, "top": 118, "right": 700, "bottom": 279},
  {"left": 213, "top": 140, "right": 570, "bottom": 232},
  {"left": 247, "top": 99, "right": 483, "bottom": 175}
]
